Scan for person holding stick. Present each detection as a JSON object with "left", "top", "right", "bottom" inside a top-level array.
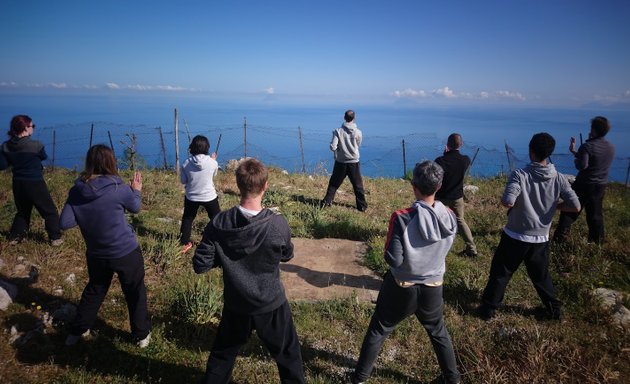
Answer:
[
  {"left": 179, "top": 135, "right": 221, "bottom": 253},
  {"left": 0, "top": 115, "right": 63, "bottom": 246},
  {"left": 553, "top": 116, "right": 615, "bottom": 244},
  {"left": 60, "top": 145, "right": 151, "bottom": 347}
]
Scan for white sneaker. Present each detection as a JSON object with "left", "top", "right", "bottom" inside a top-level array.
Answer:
[
  {"left": 137, "top": 333, "right": 151, "bottom": 348},
  {"left": 65, "top": 330, "right": 90, "bottom": 346},
  {"left": 51, "top": 238, "right": 64, "bottom": 247}
]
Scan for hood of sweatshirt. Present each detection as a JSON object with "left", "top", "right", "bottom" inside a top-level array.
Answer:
[
  {"left": 412, "top": 200, "right": 457, "bottom": 242},
  {"left": 73, "top": 175, "right": 125, "bottom": 202},
  {"left": 525, "top": 162, "right": 557, "bottom": 181},
  {"left": 187, "top": 154, "right": 214, "bottom": 170},
  {"left": 212, "top": 208, "right": 277, "bottom": 258},
  {"left": 342, "top": 121, "right": 357, "bottom": 133}
]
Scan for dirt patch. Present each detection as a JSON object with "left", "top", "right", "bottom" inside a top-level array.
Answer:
[{"left": 281, "top": 238, "right": 382, "bottom": 303}]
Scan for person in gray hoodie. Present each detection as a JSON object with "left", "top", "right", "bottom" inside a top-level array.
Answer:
[
  {"left": 349, "top": 161, "right": 461, "bottom": 384},
  {"left": 480, "top": 133, "right": 580, "bottom": 321},
  {"left": 321, "top": 110, "right": 367, "bottom": 211}
]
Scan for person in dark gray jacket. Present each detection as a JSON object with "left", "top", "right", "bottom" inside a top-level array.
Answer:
[
  {"left": 480, "top": 133, "right": 580, "bottom": 321},
  {"left": 349, "top": 161, "right": 461, "bottom": 384},
  {"left": 193, "top": 158, "right": 304, "bottom": 384},
  {"left": 553, "top": 116, "right": 615, "bottom": 244},
  {"left": 321, "top": 110, "right": 367, "bottom": 211}
]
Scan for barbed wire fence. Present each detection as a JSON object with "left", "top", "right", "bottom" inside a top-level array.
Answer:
[{"left": 31, "top": 116, "right": 630, "bottom": 185}]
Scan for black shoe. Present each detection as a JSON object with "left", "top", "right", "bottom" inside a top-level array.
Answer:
[
  {"left": 319, "top": 200, "right": 331, "bottom": 209},
  {"left": 431, "top": 375, "right": 461, "bottom": 384},
  {"left": 549, "top": 307, "right": 563, "bottom": 321},
  {"left": 345, "top": 371, "right": 364, "bottom": 384},
  {"left": 459, "top": 249, "right": 478, "bottom": 258},
  {"left": 479, "top": 304, "right": 496, "bottom": 321}
]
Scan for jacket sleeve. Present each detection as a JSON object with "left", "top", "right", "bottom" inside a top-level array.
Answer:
[
  {"left": 180, "top": 162, "right": 188, "bottom": 184},
  {"left": 501, "top": 170, "right": 521, "bottom": 207},
  {"left": 574, "top": 145, "right": 589, "bottom": 171},
  {"left": 192, "top": 224, "right": 220, "bottom": 273},
  {"left": 355, "top": 129, "right": 363, "bottom": 147},
  {"left": 329, "top": 130, "right": 339, "bottom": 152},
  {"left": 384, "top": 212, "right": 404, "bottom": 268},
  {"left": 59, "top": 192, "right": 78, "bottom": 230},
  {"left": 38, "top": 144, "right": 48, "bottom": 161},
  {"left": 124, "top": 187, "right": 142, "bottom": 214},
  {"left": 0, "top": 149, "right": 8, "bottom": 170},
  {"left": 275, "top": 215, "right": 294, "bottom": 262}
]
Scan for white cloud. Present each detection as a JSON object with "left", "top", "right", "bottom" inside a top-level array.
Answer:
[
  {"left": 106, "top": 82, "right": 121, "bottom": 89},
  {"left": 479, "top": 91, "right": 489, "bottom": 99},
  {"left": 623, "top": 90, "right": 630, "bottom": 98},
  {"left": 433, "top": 86, "right": 455, "bottom": 98},
  {"left": 263, "top": 87, "right": 275, "bottom": 95},
  {"left": 495, "top": 90, "right": 525, "bottom": 101},
  {"left": 0, "top": 81, "right": 18, "bottom": 87},
  {"left": 49, "top": 82, "right": 68, "bottom": 89},
  {"left": 392, "top": 88, "right": 427, "bottom": 98}
]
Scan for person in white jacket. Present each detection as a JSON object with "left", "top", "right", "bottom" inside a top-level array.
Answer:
[
  {"left": 179, "top": 135, "right": 220, "bottom": 253},
  {"left": 321, "top": 110, "right": 368, "bottom": 211}
]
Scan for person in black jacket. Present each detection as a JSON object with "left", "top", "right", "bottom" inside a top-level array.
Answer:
[
  {"left": 435, "top": 133, "right": 477, "bottom": 257},
  {"left": 553, "top": 116, "right": 615, "bottom": 244},
  {"left": 0, "top": 115, "right": 62, "bottom": 245},
  {"left": 193, "top": 158, "right": 305, "bottom": 384}
]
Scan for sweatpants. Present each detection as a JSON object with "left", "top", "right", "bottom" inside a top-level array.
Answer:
[
  {"left": 554, "top": 181, "right": 606, "bottom": 244},
  {"left": 71, "top": 247, "right": 151, "bottom": 340},
  {"left": 179, "top": 197, "right": 220, "bottom": 244},
  {"left": 322, "top": 161, "right": 367, "bottom": 211},
  {"left": 10, "top": 179, "right": 61, "bottom": 241},
  {"left": 202, "top": 301, "right": 305, "bottom": 384},
  {"left": 354, "top": 271, "right": 460, "bottom": 383}
]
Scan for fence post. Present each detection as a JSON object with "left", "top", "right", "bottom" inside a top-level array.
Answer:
[
  {"left": 174, "top": 108, "right": 180, "bottom": 177},
  {"left": 625, "top": 157, "right": 630, "bottom": 188},
  {"left": 183, "top": 118, "right": 191, "bottom": 144},
  {"left": 158, "top": 126, "right": 168, "bottom": 169},
  {"left": 243, "top": 116, "right": 247, "bottom": 159},
  {"left": 52, "top": 130, "right": 56, "bottom": 171},
  {"left": 298, "top": 126, "right": 305, "bottom": 173},
  {"left": 89, "top": 123, "right": 94, "bottom": 149},
  {"left": 215, "top": 134, "right": 222, "bottom": 155},
  {"left": 402, "top": 139, "right": 407, "bottom": 178}
]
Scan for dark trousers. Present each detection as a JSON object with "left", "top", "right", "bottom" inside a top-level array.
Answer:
[
  {"left": 323, "top": 161, "right": 367, "bottom": 211},
  {"left": 10, "top": 179, "right": 61, "bottom": 241},
  {"left": 354, "top": 272, "right": 460, "bottom": 383},
  {"left": 179, "top": 197, "right": 220, "bottom": 244},
  {"left": 71, "top": 247, "right": 151, "bottom": 340},
  {"left": 554, "top": 182, "right": 606, "bottom": 244},
  {"left": 203, "top": 301, "right": 305, "bottom": 384},
  {"left": 482, "top": 232, "right": 561, "bottom": 313}
]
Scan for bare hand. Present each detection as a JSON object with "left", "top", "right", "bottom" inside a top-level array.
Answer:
[
  {"left": 211, "top": 152, "right": 218, "bottom": 159},
  {"left": 569, "top": 137, "right": 577, "bottom": 154},
  {"left": 131, "top": 171, "right": 142, "bottom": 191}
]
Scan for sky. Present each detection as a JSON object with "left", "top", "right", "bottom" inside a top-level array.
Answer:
[{"left": 1, "top": 0, "right": 630, "bottom": 107}]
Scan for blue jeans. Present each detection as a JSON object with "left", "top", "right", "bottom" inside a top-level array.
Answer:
[{"left": 354, "top": 271, "right": 460, "bottom": 383}]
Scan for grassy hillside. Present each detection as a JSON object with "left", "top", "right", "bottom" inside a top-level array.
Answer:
[{"left": 0, "top": 167, "right": 628, "bottom": 383}]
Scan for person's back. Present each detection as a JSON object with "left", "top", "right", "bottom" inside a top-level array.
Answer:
[
  {"left": 1, "top": 135, "right": 47, "bottom": 180},
  {"left": 574, "top": 135, "right": 615, "bottom": 185}
]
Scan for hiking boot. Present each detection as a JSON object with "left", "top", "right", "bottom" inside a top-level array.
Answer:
[
  {"left": 137, "top": 333, "right": 151, "bottom": 348},
  {"left": 51, "top": 238, "right": 64, "bottom": 247},
  {"left": 479, "top": 304, "right": 496, "bottom": 321},
  {"left": 65, "top": 330, "right": 91, "bottom": 346},
  {"left": 181, "top": 242, "right": 193, "bottom": 254}
]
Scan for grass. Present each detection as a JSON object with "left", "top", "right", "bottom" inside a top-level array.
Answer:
[{"left": 0, "top": 166, "right": 629, "bottom": 383}]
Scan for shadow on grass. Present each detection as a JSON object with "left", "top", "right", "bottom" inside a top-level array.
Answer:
[
  {"left": 1, "top": 272, "right": 204, "bottom": 383},
  {"left": 291, "top": 194, "right": 357, "bottom": 210},
  {"left": 280, "top": 263, "right": 381, "bottom": 291}
]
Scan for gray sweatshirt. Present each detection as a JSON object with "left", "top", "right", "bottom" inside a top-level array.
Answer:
[
  {"left": 502, "top": 162, "right": 580, "bottom": 237},
  {"left": 384, "top": 200, "right": 457, "bottom": 285},
  {"left": 330, "top": 122, "right": 362, "bottom": 163},
  {"left": 574, "top": 136, "right": 615, "bottom": 185}
]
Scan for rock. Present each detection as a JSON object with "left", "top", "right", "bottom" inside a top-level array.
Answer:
[
  {"left": 157, "top": 217, "right": 173, "bottom": 223},
  {"left": 65, "top": 273, "right": 76, "bottom": 285},
  {"left": 593, "top": 288, "right": 630, "bottom": 329},
  {"left": 28, "top": 266, "right": 39, "bottom": 283},
  {"left": 0, "top": 286, "right": 13, "bottom": 311},
  {"left": 282, "top": 170, "right": 289, "bottom": 175},
  {"left": 463, "top": 185, "right": 479, "bottom": 195},
  {"left": 13, "top": 264, "right": 26, "bottom": 275},
  {"left": 16, "top": 256, "right": 25, "bottom": 263},
  {"left": 52, "top": 287, "right": 64, "bottom": 296}
]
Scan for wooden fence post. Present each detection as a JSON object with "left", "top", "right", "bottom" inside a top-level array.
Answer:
[
  {"left": 158, "top": 126, "right": 168, "bottom": 169},
  {"left": 402, "top": 139, "right": 407, "bottom": 177},
  {"left": 52, "top": 130, "right": 56, "bottom": 170},
  {"left": 174, "top": 108, "right": 180, "bottom": 177},
  {"left": 298, "top": 126, "right": 305, "bottom": 173},
  {"left": 108, "top": 131, "right": 115, "bottom": 157},
  {"left": 89, "top": 123, "right": 94, "bottom": 149},
  {"left": 243, "top": 116, "right": 247, "bottom": 159}
]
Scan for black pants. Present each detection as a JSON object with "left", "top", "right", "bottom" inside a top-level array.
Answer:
[
  {"left": 71, "top": 247, "right": 151, "bottom": 340},
  {"left": 554, "top": 182, "right": 606, "bottom": 244},
  {"left": 482, "top": 232, "right": 561, "bottom": 313},
  {"left": 323, "top": 161, "right": 367, "bottom": 211},
  {"left": 10, "top": 179, "right": 61, "bottom": 241},
  {"left": 179, "top": 197, "right": 220, "bottom": 244},
  {"left": 354, "top": 272, "right": 460, "bottom": 383},
  {"left": 203, "top": 301, "right": 305, "bottom": 384}
]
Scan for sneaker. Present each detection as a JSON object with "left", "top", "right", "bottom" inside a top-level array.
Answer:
[
  {"left": 65, "top": 330, "right": 90, "bottom": 346},
  {"left": 432, "top": 375, "right": 461, "bottom": 384},
  {"left": 51, "top": 238, "right": 64, "bottom": 247},
  {"left": 8, "top": 238, "right": 23, "bottom": 246},
  {"left": 137, "top": 333, "right": 151, "bottom": 348},
  {"left": 319, "top": 200, "right": 331, "bottom": 209},
  {"left": 479, "top": 305, "right": 496, "bottom": 321},
  {"left": 459, "top": 249, "right": 478, "bottom": 258},
  {"left": 345, "top": 372, "right": 364, "bottom": 384},
  {"left": 550, "top": 307, "right": 563, "bottom": 321},
  {"left": 181, "top": 242, "right": 193, "bottom": 254}
]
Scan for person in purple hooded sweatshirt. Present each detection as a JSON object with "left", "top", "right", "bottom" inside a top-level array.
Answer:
[{"left": 60, "top": 145, "right": 151, "bottom": 348}]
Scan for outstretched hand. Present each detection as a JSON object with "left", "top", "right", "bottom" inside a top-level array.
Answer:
[
  {"left": 569, "top": 137, "right": 577, "bottom": 154},
  {"left": 131, "top": 171, "right": 142, "bottom": 191},
  {"left": 211, "top": 152, "right": 218, "bottom": 159}
]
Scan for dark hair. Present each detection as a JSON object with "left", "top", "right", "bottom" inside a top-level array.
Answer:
[
  {"left": 412, "top": 160, "right": 443, "bottom": 196},
  {"left": 591, "top": 116, "right": 610, "bottom": 138},
  {"left": 8, "top": 115, "right": 32, "bottom": 137},
  {"left": 447, "top": 133, "right": 462, "bottom": 149},
  {"left": 81, "top": 144, "right": 119, "bottom": 181},
  {"left": 189, "top": 135, "right": 210, "bottom": 155},
  {"left": 235, "top": 158, "right": 268, "bottom": 197},
  {"left": 344, "top": 110, "right": 355, "bottom": 123},
  {"left": 529, "top": 132, "right": 556, "bottom": 161}
]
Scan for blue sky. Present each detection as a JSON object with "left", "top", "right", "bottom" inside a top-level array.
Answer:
[{"left": 1, "top": 0, "right": 629, "bottom": 107}]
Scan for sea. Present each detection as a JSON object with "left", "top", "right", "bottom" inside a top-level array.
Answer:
[{"left": 1, "top": 92, "right": 629, "bottom": 183}]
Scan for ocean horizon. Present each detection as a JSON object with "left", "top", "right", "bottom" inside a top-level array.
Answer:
[{"left": 1, "top": 92, "right": 629, "bottom": 182}]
